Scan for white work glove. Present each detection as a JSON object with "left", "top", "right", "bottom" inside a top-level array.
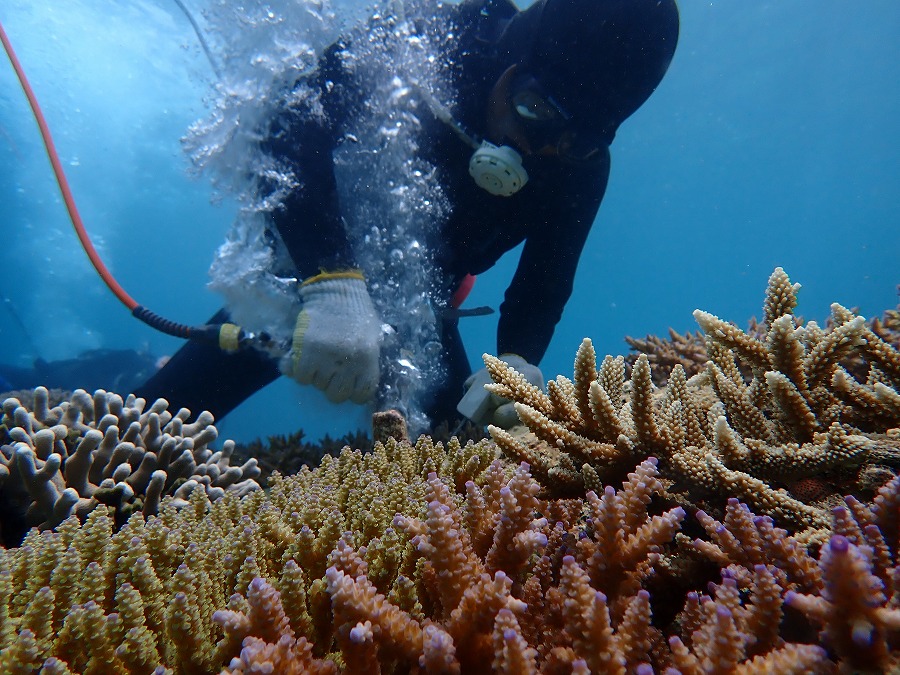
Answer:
[
  {"left": 282, "top": 271, "right": 382, "bottom": 404},
  {"left": 457, "top": 354, "right": 543, "bottom": 428}
]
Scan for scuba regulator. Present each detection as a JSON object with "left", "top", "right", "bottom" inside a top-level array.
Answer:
[
  {"left": 468, "top": 141, "right": 528, "bottom": 197},
  {"left": 415, "top": 84, "right": 529, "bottom": 197}
]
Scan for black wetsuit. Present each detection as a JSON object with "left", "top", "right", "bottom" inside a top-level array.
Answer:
[{"left": 137, "top": 0, "right": 679, "bottom": 424}]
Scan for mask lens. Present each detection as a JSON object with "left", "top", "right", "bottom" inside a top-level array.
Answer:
[
  {"left": 511, "top": 89, "right": 563, "bottom": 123},
  {"left": 505, "top": 75, "right": 603, "bottom": 162}
]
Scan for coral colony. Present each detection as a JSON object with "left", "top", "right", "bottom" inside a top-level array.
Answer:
[{"left": 0, "top": 267, "right": 898, "bottom": 673}]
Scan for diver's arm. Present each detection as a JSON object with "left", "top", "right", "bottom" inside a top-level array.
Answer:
[
  {"left": 496, "top": 151, "right": 611, "bottom": 363},
  {"left": 496, "top": 233, "right": 586, "bottom": 365},
  {"left": 261, "top": 42, "right": 358, "bottom": 278},
  {"left": 265, "top": 127, "right": 353, "bottom": 277}
]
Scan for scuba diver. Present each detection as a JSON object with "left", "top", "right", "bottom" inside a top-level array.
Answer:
[{"left": 136, "top": 0, "right": 680, "bottom": 430}]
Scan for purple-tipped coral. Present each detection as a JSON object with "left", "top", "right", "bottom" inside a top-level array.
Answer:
[{"left": 785, "top": 534, "right": 900, "bottom": 671}]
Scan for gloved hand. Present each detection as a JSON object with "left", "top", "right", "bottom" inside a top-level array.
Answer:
[
  {"left": 456, "top": 354, "right": 543, "bottom": 428},
  {"left": 282, "top": 271, "right": 382, "bottom": 404}
]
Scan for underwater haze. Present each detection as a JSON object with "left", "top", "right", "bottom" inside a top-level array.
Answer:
[{"left": 1, "top": 0, "right": 898, "bottom": 444}]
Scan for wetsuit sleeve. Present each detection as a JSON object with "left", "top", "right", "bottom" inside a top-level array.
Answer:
[
  {"left": 260, "top": 43, "right": 357, "bottom": 277},
  {"left": 496, "top": 150, "right": 611, "bottom": 364}
]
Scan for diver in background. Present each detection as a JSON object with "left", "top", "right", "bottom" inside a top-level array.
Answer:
[{"left": 137, "top": 0, "right": 679, "bottom": 429}]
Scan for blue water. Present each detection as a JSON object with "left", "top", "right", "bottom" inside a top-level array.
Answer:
[{"left": 1, "top": 0, "right": 898, "bottom": 444}]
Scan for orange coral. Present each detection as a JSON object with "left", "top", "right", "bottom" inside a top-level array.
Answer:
[{"left": 222, "top": 635, "right": 336, "bottom": 675}]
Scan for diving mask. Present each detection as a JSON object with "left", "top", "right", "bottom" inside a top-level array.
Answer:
[
  {"left": 509, "top": 77, "right": 605, "bottom": 163},
  {"left": 419, "top": 66, "right": 603, "bottom": 198}
]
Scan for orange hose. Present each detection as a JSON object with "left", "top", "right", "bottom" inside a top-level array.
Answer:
[{"left": 0, "top": 18, "right": 138, "bottom": 311}]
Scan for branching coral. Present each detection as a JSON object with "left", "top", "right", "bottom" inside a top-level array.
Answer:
[
  {"left": 0, "top": 435, "right": 503, "bottom": 673},
  {"left": 214, "top": 577, "right": 337, "bottom": 674},
  {"left": 324, "top": 461, "right": 548, "bottom": 672},
  {"left": 625, "top": 327, "right": 713, "bottom": 386},
  {"left": 230, "top": 427, "right": 374, "bottom": 484},
  {"left": 0, "top": 387, "right": 261, "bottom": 544},
  {"left": 683, "top": 497, "right": 823, "bottom": 594},
  {"left": 667, "top": 566, "right": 834, "bottom": 675},
  {"left": 0, "top": 436, "right": 706, "bottom": 673},
  {"left": 4, "top": 427, "right": 900, "bottom": 672},
  {"left": 0, "top": 270, "right": 898, "bottom": 674},
  {"left": 785, "top": 534, "right": 900, "bottom": 672},
  {"left": 320, "top": 456, "right": 689, "bottom": 673},
  {"left": 625, "top": 284, "right": 900, "bottom": 387},
  {"left": 486, "top": 268, "right": 900, "bottom": 530},
  {"left": 781, "top": 473, "right": 900, "bottom": 672}
]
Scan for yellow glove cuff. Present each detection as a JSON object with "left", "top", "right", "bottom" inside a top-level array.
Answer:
[{"left": 301, "top": 269, "right": 365, "bottom": 287}]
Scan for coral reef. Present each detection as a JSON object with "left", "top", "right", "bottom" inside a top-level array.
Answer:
[
  {"left": 784, "top": 480, "right": 900, "bottom": 671},
  {"left": 625, "top": 283, "right": 900, "bottom": 386},
  {"left": 0, "top": 268, "right": 898, "bottom": 673},
  {"left": 625, "top": 327, "right": 714, "bottom": 386},
  {"left": 0, "top": 435, "right": 504, "bottom": 672},
  {"left": 231, "top": 427, "right": 374, "bottom": 485},
  {"left": 487, "top": 268, "right": 900, "bottom": 531},
  {"left": 230, "top": 418, "right": 485, "bottom": 484},
  {"left": 0, "top": 388, "right": 260, "bottom": 545},
  {"left": 4, "top": 436, "right": 898, "bottom": 673}
]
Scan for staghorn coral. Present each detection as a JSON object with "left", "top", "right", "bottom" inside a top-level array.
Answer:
[
  {"left": 324, "top": 461, "right": 550, "bottom": 672},
  {"left": 230, "top": 427, "right": 374, "bottom": 484},
  {"left": 486, "top": 267, "right": 900, "bottom": 530},
  {"left": 785, "top": 534, "right": 900, "bottom": 673},
  {"left": 625, "top": 284, "right": 899, "bottom": 387},
  {"left": 782, "top": 472, "right": 900, "bottom": 672},
  {"left": 625, "top": 328, "right": 719, "bottom": 387},
  {"left": 666, "top": 566, "right": 834, "bottom": 675},
  {"left": 0, "top": 430, "right": 777, "bottom": 673},
  {"left": 510, "top": 458, "right": 687, "bottom": 673},
  {"left": 214, "top": 577, "right": 337, "bottom": 674},
  {"left": 682, "top": 497, "right": 824, "bottom": 594},
  {"left": 316, "top": 453, "right": 853, "bottom": 673},
  {"left": 0, "top": 387, "right": 261, "bottom": 544}
]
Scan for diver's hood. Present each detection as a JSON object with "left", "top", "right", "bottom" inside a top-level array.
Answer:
[{"left": 494, "top": 0, "right": 679, "bottom": 145}]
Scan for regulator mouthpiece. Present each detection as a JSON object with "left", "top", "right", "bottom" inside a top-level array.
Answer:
[{"left": 469, "top": 142, "right": 528, "bottom": 197}]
